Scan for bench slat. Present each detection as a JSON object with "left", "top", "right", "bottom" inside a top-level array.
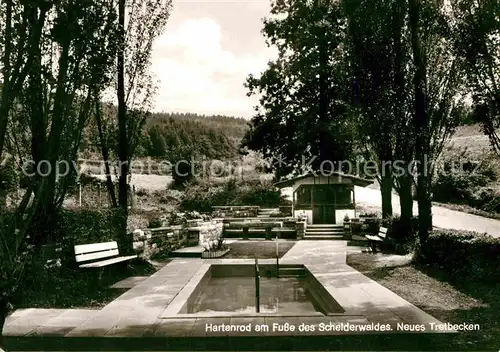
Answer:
[
  {"left": 365, "top": 235, "right": 383, "bottom": 242},
  {"left": 74, "top": 241, "right": 117, "bottom": 255},
  {"left": 79, "top": 255, "right": 137, "bottom": 268},
  {"left": 75, "top": 249, "right": 119, "bottom": 263},
  {"left": 379, "top": 227, "right": 388, "bottom": 234}
]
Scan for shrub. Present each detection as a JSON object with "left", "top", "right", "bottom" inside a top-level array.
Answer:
[
  {"left": 147, "top": 218, "right": 163, "bottom": 228},
  {"left": 351, "top": 221, "right": 362, "bottom": 237},
  {"left": 376, "top": 215, "right": 419, "bottom": 254},
  {"left": 136, "top": 188, "right": 149, "bottom": 197},
  {"left": 52, "top": 209, "right": 123, "bottom": 267},
  {"left": 415, "top": 229, "right": 500, "bottom": 282},
  {"left": 0, "top": 157, "right": 19, "bottom": 194},
  {"left": 180, "top": 177, "right": 283, "bottom": 212},
  {"left": 432, "top": 148, "right": 498, "bottom": 208},
  {"left": 205, "top": 236, "right": 227, "bottom": 252},
  {"left": 359, "top": 212, "right": 379, "bottom": 218},
  {"left": 363, "top": 218, "right": 380, "bottom": 236}
]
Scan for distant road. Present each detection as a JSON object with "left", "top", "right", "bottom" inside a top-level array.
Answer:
[{"left": 355, "top": 186, "right": 500, "bottom": 238}]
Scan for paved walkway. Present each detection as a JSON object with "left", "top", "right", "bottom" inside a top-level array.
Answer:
[
  {"left": 355, "top": 186, "right": 500, "bottom": 238},
  {"left": 3, "top": 241, "right": 452, "bottom": 342}
]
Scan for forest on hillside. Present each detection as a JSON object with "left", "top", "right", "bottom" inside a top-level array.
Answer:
[
  {"left": 147, "top": 112, "right": 248, "bottom": 142},
  {"left": 139, "top": 112, "right": 248, "bottom": 160},
  {"left": 80, "top": 111, "right": 249, "bottom": 160}
]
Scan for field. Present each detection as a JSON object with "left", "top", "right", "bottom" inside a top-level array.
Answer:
[{"left": 446, "top": 124, "right": 498, "bottom": 159}]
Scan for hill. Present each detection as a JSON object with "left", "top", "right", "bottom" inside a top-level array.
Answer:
[
  {"left": 139, "top": 112, "right": 248, "bottom": 160},
  {"left": 147, "top": 112, "right": 248, "bottom": 144},
  {"left": 80, "top": 111, "right": 249, "bottom": 161}
]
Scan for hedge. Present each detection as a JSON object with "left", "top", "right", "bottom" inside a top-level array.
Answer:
[
  {"left": 52, "top": 209, "right": 124, "bottom": 267},
  {"left": 415, "top": 229, "right": 500, "bottom": 282}
]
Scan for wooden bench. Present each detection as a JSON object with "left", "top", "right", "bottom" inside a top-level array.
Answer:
[
  {"left": 74, "top": 241, "right": 136, "bottom": 269},
  {"left": 365, "top": 227, "right": 387, "bottom": 253}
]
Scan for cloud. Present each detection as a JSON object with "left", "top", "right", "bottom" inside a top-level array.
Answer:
[{"left": 151, "top": 17, "right": 273, "bottom": 117}]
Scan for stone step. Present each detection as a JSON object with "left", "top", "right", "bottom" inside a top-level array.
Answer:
[
  {"left": 307, "top": 224, "right": 343, "bottom": 228},
  {"left": 278, "top": 273, "right": 306, "bottom": 278},
  {"left": 303, "top": 235, "right": 344, "bottom": 240},
  {"left": 305, "top": 231, "right": 343, "bottom": 236}
]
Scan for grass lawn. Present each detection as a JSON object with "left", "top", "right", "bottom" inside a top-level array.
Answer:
[
  {"left": 224, "top": 240, "right": 297, "bottom": 259},
  {"left": 347, "top": 253, "right": 500, "bottom": 350},
  {"left": 432, "top": 201, "right": 500, "bottom": 221},
  {"left": 12, "top": 258, "right": 165, "bottom": 310}
]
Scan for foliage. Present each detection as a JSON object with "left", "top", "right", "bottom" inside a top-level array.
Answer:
[
  {"left": 180, "top": 178, "right": 283, "bottom": 212},
  {"left": 350, "top": 221, "right": 362, "bottom": 237},
  {"left": 12, "top": 255, "right": 155, "bottom": 309},
  {"left": 139, "top": 115, "right": 243, "bottom": 187},
  {"left": 415, "top": 229, "right": 500, "bottom": 282},
  {"left": 205, "top": 236, "right": 227, "bottom": 252},
  {"left": 381, "top": 215, "right": 420, "bottom": 254},
  {"left": 147, "top": 218, "right": 163, "bottom": 228},
  {"left": 432, "top": 147, "right": 498, "bottom": 210},
  {"left": 51, "top": 209, "right": 123, "bottom": 267},
  {"left": 242, "top": 0, "right": 360, "bottom": 178},
  {"left": 0, "top": 210, "right": 33, "bottom": 313},
  {"left": 0, "top": 155, "right": 18, "bottom": 193},
  {"left": 83, "top": 111, "right": 247, "bottom": 160},
  {"left": 451, "top": 0, "right": 500, "bottom": 154},
  {"left": 142, "top": 113, "right": 244, "bottom": 158}
]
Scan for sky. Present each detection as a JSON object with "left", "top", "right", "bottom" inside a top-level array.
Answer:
[{"left": 150, "top": 0, "right": 276, "bottom": 119}]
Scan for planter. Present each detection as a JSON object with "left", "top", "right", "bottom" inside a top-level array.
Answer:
[{"left": 201, "top": 248, "right": 230, "bottom": 259}]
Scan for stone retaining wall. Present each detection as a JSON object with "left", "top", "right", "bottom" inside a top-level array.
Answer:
[
  {"left": 132, "top": 220, "right": 223, "bottom": 258},
  {"left": 132, "top": 225, "right": 186, "bottom": 259}
]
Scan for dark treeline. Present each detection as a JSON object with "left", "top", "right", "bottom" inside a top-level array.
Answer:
[
  {"left": 148, "top": 112, "right": 248, "bottom": 142},
  {"left": 79, "top": 111, "right": 249, "bottom": 160},
  {"left": 139, "top": 112, "right": 248, "bottom": 160}
]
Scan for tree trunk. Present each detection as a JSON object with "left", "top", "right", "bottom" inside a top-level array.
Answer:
[
  {"left": 0, "top": 297, "right": 9, "bottom": 349},
  {"left": 95, "top": 97, "right": 117, "bottom": 207},
  {"left": 380, "top": 171, "right": 393, "bottom": 218},
  {"left": 408, "top": 0, "right": 432, "bottom": 243},
  {"left": 0, "top": 0, "right": 13, "bottom": 161},
  {"left": 379, "top": 141, "right": 393, "bottom": 218},
  {"left": 399, "top": 172, "right": 414, "bottom": 220},
  {"left": 318, "top": 27, "right": 330, "bottom": 167},
  {"left": 117, "top": 0, "right": 130, "bottom": 254}
]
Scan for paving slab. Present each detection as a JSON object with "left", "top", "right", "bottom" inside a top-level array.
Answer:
[
  {"left": 65, "top": 259, "right": 204, "bottom": 337},
  {"left": 152, "top": 318, "right": 197, "bottom": 337},
  {"left": 281, "top": 241, "right": 454, "bottom": 332},
  {"left": 110, "top": 276, "right": 148, "bottom": 289}
]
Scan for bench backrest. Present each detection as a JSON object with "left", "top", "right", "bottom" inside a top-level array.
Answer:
[
  {"left": 74, "top": 241, "right": 119, "bottom": 264},
  {"left": 378, "top": 227, "right": 388, "bottom": 239}
]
